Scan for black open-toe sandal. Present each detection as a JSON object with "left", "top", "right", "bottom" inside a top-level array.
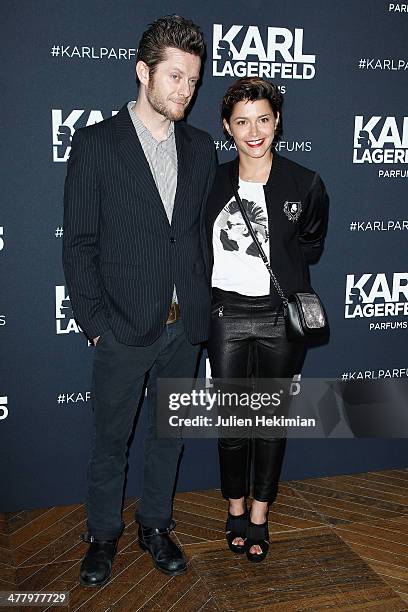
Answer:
[
  {"left": 226, "top": 507, "right": 248, "bottom": 554},
  {"left": 246, "top": 520, "right": 269, "bottom": 563}
]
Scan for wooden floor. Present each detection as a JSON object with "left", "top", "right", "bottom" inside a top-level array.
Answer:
[{"left": 2, "top": 469, "right": 408, "bottom": 611}]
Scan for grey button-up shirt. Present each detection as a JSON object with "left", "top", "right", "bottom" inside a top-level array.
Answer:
[
  {"left": 128, "top": 101, "right": 178, "bottom": 302},
  {"left": 128, "top": 101, "right": 177, "bottom": 223}
]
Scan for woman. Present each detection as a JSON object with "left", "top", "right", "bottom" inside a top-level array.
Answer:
[{"left": 206, "top": 77, "right": 329, "bottom": 562}]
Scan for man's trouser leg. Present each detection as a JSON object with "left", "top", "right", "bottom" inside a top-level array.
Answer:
[
  {"left": 86, "top": 328, "right": 162, "bottom": 540},
  {"left": 136, "top": 319, "right": 200, "bottom": 528}
]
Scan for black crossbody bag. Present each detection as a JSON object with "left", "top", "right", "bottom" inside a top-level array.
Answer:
[{"left": 230, "top": 175, "right": 329, "bottom": 342}]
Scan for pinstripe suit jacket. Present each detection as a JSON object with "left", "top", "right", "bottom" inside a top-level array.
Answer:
[{"left": 62, "top": 103, "right": 217, "bottom": 345}]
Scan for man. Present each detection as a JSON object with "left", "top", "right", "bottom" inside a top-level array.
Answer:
[{"left": 63, "top": 15, "right": 217, "bottom": 586}]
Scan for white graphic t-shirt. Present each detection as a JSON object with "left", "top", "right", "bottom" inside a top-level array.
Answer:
[{"left": 212, "top": 179, "right": 270, "bottom": 296}]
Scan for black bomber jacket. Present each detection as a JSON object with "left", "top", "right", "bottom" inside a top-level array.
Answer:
[{"left": 205, "top": 153, "right": 329, "bottom": 306}]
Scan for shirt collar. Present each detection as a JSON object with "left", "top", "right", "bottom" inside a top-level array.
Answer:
[{"left": 128, "top": 100, "right": 174, "bottom": 141}]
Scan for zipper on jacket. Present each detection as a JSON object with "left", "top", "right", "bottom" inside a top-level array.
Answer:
[{"left": 218, "top": 306, "right": 224, "bottom": 318}]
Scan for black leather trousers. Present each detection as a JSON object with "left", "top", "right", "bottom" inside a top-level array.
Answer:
[{"left": 207, "top": 288, "right": 307, "bottom": 504}]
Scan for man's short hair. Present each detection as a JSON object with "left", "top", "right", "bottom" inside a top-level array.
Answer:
[
  {"left": 136, "top": 15, "right": 205, "bottom": 82},
  {"left": 221, "top": 77, "right": 283, "bottom": 137}
]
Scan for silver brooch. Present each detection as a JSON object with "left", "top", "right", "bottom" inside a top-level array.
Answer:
[{"left": 283, "top": 201, "right": 302, "bottom": 221}]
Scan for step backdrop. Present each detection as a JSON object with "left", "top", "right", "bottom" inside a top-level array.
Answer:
[{"left": 1, "top": 0, "right": 407, "bottom": 511}]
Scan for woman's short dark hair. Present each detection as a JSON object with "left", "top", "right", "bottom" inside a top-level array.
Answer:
[
  {"left": 221, "top": 77, "right": 283, "bottom": 137},
  {"left": 136, "top": 15, "right": 205, "bottom": 82}
]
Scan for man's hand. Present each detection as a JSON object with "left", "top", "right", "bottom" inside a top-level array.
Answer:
[{"left": 93, "top": 336, "right": 100, "bottom": 346}]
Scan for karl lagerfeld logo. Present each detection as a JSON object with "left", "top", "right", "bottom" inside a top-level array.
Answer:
[
  {"left": 388, "top": 4, "right": 408, "bottom": 12},
  {"left": 52, "top": 109, "right": 118, "bottom": 162},
  {"left": 353, "top": 116, "right": 408, "bottom": 166},
  {"left": 345, "top": 273, "right": 408, "bottom": 319},
  {"left": 55, "top": 285, "right": 82, "bottom": 334},
  {"left": 284, "top": 200, "right": 302, "bottom": 221},
  {"left": 212, "top": 24, "right": 315, "bottom": 79}
]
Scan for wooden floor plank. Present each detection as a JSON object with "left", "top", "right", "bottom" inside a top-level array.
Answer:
[
  {"left": 336, "top": 537, "right": 408, "bottom": 569},
  {"left": 18, "top": 559, "right": 80, "bottom": 591},
  {"left": 291, "top": 479, "right": 408, "bottom": 515},
  {"left": 15, "top": 519, "right": 87, "bottom": 567},
  {"left": 136, "top": 571, "right": 204, "bottom": 611},
  {"left": 366, "top": 558, "right": 408, "bottom": 582},
  {"left": 167, "top": 577, "right": 213, "bottom": 611},
  {"left": 0, "top": 548, "right": 14, "bottom": 566},
  {"left": 10, "top": 505, "right": 83, "bottom": 549},
  {"left": 375, "top": 469, "right": 408, "bottom": 484},
  {"left": 0, "top": 534, "right": 10, "bottom": 548},
  {"left": 290, "top": 484, "right": 405, "bottom": 525},
  {"left": 340, "top": 473, "right": 408, "bottom": 495},
  {"left": 197, "top": 597, "right": 219, "bottom": 611},
  {"left": 268, "top": 504, "right": 328, "bottom": 530},
  {"left": 173, "top": 527, "right": 217, "bottom": 545},
  {"left": 374, "top": 573, "right": 408, "bottom": 597},
  {"left": 3, "top": 469, "right": 408, "bottom": 610},
  {"left": 5, "top": 508, "right": 56, "bottom": 535},
  {"left": 192, "top": 531, "right": 405, "bottom": 610},
  {"left": 106, "top": 567, "right": 174, "bottom": 611},
  {"left": 173, "top": 508, "right": 225, "bottom": 535},
  {"left": 333, "top": 521, "right": 408, "bottom": 552},
  {"left": 0, "top": 579, "right": 16, "bottom": 591},
  {"left": 0, "top": 563, "right": 15, "bottom": 583},
  {"left": 314, "top": 475, "right": 408, "bottom": 508},
  {"left": 172, "top": 499, "right": 226, "bottom": 523}
]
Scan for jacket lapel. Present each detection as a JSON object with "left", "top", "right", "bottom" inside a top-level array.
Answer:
[
  {"left": 113, "top": 104, "right": 168, "bottom": 222},
  {"left": 172, "top": 121, "right": 195, "bottom": 223}
]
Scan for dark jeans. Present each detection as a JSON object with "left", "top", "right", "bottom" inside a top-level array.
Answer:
[
  {"left": 207, "top": 288, "right": 307, "bottom": 504},
  {"left": 87, "top": 319, "right": 200, "bottom": 540}
]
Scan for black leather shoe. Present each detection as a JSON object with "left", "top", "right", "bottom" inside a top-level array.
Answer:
[
  {"left": 138, "top": 521, "right": 187, "bottom": 575},
  {"left": 79, "top": 532, "right": 118, "bottom": 587}
]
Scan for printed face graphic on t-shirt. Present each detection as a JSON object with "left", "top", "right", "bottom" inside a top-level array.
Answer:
[{"left": 217, "top": 197, "right": 269, "bottom": 257}]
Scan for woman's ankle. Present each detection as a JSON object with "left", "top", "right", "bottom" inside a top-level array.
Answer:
[
  {"left": 228, "top": 497, "right": 246, "bottom": 516},
  {"left": 250, "top": 500, "right": 269, "bottom": 524}
]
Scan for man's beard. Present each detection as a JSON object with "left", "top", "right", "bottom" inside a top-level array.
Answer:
[{"left": 147, "top": 79, "right": 186, "bottom": 122}]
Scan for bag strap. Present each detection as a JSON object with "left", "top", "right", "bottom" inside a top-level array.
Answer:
[{"left": 229, "top": 168, "right": 288, "bottom": 307}]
